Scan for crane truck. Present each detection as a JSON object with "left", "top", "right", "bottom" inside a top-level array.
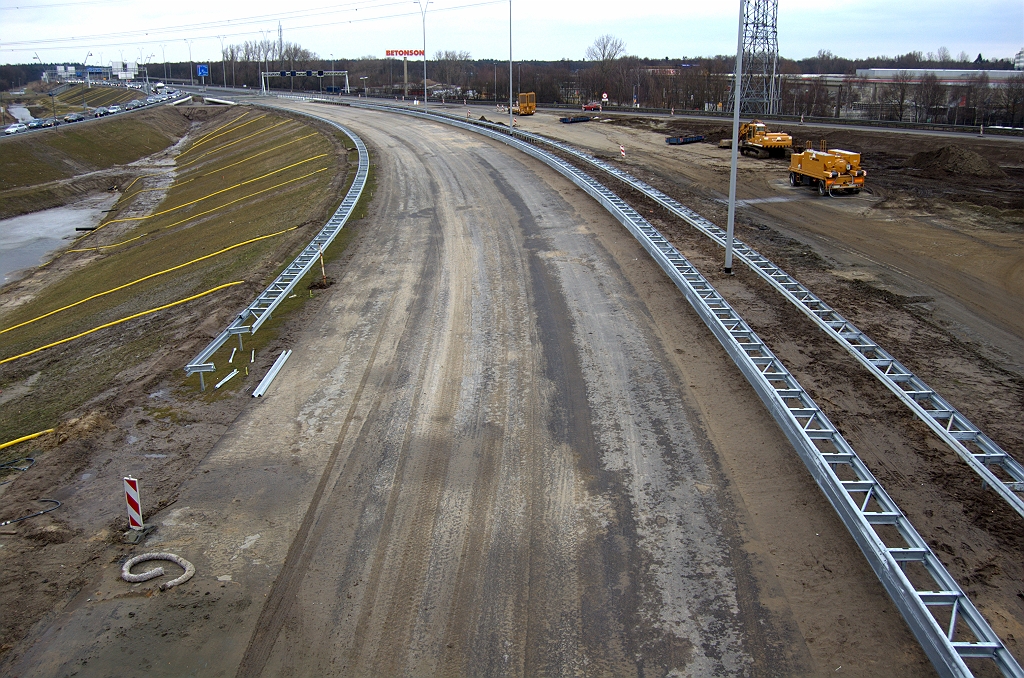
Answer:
[{"left": 789, "top": 145, "right": 867, "bottom": 196}]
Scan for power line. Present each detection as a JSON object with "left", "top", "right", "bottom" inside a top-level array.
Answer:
[{"left": 3, "top": 0, "right": 504, "bottom": 54}]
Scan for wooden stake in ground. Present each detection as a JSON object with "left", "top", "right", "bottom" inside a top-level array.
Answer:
[{"left": 318, "top": 244, "right": 326, "bottom": 287}]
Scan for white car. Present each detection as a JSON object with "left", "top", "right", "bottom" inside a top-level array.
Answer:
[
  {"left": 107, "top": 105, "right": 122, "bottom": 114},
  {"left": 4, "top": 123, "right": 28, "bottom": 135}
]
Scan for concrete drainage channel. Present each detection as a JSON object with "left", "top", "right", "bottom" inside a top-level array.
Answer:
[
  {"left": 183, "top": 116, "right": 368, "bottom": 392},
  {"left": 275, "top": 94, "right": 1021, "bottom": 678}
]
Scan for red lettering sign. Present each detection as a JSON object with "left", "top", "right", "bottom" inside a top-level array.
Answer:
[{"left": 386, "top": 49, "right": 425, "bottom": 57}]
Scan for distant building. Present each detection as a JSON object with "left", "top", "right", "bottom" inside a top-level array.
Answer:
[{"left": 1015, "top": 48, "right": 1024, "bottom": 70}]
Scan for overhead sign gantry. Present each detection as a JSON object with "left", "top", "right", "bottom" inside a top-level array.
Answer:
[{"left": 260, "top": 70, "right": 349, "bottom": 95}]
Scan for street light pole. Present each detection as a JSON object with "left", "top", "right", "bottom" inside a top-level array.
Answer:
[
  {"left": 724, "top": 0, "right": 746, "bottom": 275},
  {"left": 415, "top": 0, "right": 430, "bottom": 108},
  {"left": 185, "top": 39, "right": 194, "bottom": 86},
  {"left": 331, "top": 54, "right": 334, "bottom": 92},
  {"left": 218, "top": 36, "right": 227, "bottom": 88},
  {"left": 83, "top": 51, "right": 92, "bottom": 111},
  {"left": 509, "top": 0, "right": 513, "bottom": 129},
  {"left": 161, "top": 44, "right": 167, "bottom": 81}
]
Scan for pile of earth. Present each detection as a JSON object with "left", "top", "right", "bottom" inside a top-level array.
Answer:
[{"left": 905, "top": 145, "right": 1005, "bottom": 179}]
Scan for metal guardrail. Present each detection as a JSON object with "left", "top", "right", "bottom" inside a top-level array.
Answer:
[
  {"left": 483, "top": 125, "right": 1024, "bottom": 522},
  {"left": 340, "top": 101, "right": 1024, "bottom": 522},
  {"left": 283, "top": 95, "right": 1022, "bottom": 677},
  {"left": 184, "top": 117, "right": 368, "bottom": 390}
]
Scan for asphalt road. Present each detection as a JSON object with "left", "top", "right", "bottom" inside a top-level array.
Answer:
[{"left": 8, "top": 103, "right": 933, "bottom": 677}]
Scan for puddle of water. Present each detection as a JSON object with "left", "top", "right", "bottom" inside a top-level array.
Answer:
[
  {"left": 0, "top": 193, "right": 118, "bottom": 283},
  {"left": 8, "top": 105, "right": 33, "bottom": 123}
]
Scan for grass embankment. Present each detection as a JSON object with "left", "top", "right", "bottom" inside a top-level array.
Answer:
[
  {"left": 0, "top": 106, "right": 356, "bottom": 449},
  {"left": 0, "top": 106, "right": 191, "bottom": 219},
  {"left": 11, "top": 84, "right": 145, "bottom": 121}
]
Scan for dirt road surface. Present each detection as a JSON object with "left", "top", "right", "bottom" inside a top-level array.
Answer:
[
  {"left": 2, "top": 104, "right": 947, "bottom": 676},
  {"left": 516, "top": 111, "right": 1024, "bottom": 377}
]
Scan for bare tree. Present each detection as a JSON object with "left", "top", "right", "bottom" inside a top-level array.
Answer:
[
  {"left": 585, "top": 34, "right": 625, "bottom": 64},
  {"left": 1000, "top": 73, "right": 1024, "bottom": 127},
  {"left": 913, "top": 73, "right": 945, "bottom": 122},
  {"left": 937, "top": 46, "right": 951, "bottom": 65},
  {"left": 881, "top": 70, "right": 914, "bottom": 120},
  {"left": 583, "top": 35, "right": 625, "bottom": 100}
]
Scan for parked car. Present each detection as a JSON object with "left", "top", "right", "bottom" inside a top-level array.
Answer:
[
  {"left": 582, "top": 101, "right": 602, "bottom": 111},
  {"left": 4, "top": 123, "right": 28, "bottom": 135},
  {"left": 94, "top": 107, "right": 109, "bottom": 117},
  {"left": 64, "top": 112, "right": 85, "bottom": 123}
]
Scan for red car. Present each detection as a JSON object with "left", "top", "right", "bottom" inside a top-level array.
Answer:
[{"left": 582, "top": 102, "right": 602, "bottom": 111}]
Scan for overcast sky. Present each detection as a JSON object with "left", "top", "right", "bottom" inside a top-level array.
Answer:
[{"left": 1, "top": 0, "right": 1021, "bottom": 67}]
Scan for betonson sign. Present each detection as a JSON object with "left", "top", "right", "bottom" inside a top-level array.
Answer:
[{"left": 386, "top": 49, "right": 425, "bottom": 57}]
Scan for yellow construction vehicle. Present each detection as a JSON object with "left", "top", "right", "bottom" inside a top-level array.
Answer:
[
  {"left": 738, "top": 120, "right": 792, "bottom": 158},
  {"left": 512, "top": 92, "right": 536, "bottom": 116},
  {"left": 789, "top": 143, "right": 867, "bottom": 196}
]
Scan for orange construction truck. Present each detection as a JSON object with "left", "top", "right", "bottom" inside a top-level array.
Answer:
[{"left": 788, "top": 146, "right": 867, "bottom": 196}]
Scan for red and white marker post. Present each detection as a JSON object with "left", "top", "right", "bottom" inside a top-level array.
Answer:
[
  {"left": 124, "top": 476, "right": 143, "bottom": 530},
  {"left": 620, "top": 144, "right": 626, "bottom": 159}
]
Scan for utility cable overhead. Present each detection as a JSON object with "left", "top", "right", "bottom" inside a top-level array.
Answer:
[{"left": 2, "top": 0, "right": 504, "bottom": 52}]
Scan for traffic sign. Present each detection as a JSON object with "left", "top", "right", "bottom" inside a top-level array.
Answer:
[
  {"left": 280, "top": 71, "right": 287, "bottom": 77},
  {"left": 196, "top": 64, "right": 209, "bottom": 77},
  {"left": 305, "top": 70, "right": 313, "bottom": 77}
]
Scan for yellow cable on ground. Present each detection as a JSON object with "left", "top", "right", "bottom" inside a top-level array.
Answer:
[
  {"left": 189, "top": 111, "right": 249, "bottom": 146},
  {"left": 96, "top": 154, "right": 328, "bottom": 228},
  {"left": 2, "top": 226, "right": 298, "bottom": 336},
  {"left": 64, "top": 167, "right": 326, "bottom": 256},
  {"left": 177, "top": 115, "right": 267, "bottom": 159},
  {"left": 67, "top": 234, "right": 147, "bottom": 252},
  {"left": 0, "top": 282, "right": 245, "bottom": 366},
  {"left": 179, "top": 129, "right": 315, "bottom": 175},
  {"left": 155, "top": 168, "right": 328, "bottom": 232},
  {"left": 176, "top": 120, "right": 293, "bottom": 169},
  {"left": 0, "top": 429, "right": 55, "bottom": 451}
]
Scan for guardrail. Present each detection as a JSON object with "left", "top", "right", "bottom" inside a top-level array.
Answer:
[
  {"left": 337, "top": 100, "right": 1024, "bottom": 523},
  {"left": 280, "top": 94, "right": 1023, "bottom": 677},
  {"left": 484, "top": 126, "right": 1024, "bottom": 523},
  {"left": 183, "top": 117, "right": 368, "bottom": 390}
]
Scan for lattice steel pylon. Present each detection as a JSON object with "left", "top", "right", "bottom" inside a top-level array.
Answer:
[{"left": 729, "top": 0, "right": 781, "bottom": 116}]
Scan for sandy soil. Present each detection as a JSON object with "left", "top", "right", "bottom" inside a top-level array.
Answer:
[
  {"left": 2, "top": 103, "right": 941, "bottom": 677},
  {"left": 1, "top": 102, "right": 1022, "bottom": 677}
]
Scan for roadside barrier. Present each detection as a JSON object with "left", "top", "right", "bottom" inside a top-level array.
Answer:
[
  {"left": 299, "top": 96, "right": 1024, "bottom": 678},
  {"left": 184, "top": 117, "right": 367, "bottom": 390}
]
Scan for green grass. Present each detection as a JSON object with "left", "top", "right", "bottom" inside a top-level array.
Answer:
[
  {"left": 0, "top": 106, "right": 358, "bottom": 449},
  {"left": 0, "top": 106, "right": 188, "bottom": 192}
]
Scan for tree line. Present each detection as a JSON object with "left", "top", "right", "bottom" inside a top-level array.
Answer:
[{"left": 5, "top": 37, "right": 1021, "bottom": 126}]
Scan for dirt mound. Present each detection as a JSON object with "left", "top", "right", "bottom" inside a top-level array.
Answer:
[{"left": 906, "top": 145, "right": 1005, "bottom": 179}]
